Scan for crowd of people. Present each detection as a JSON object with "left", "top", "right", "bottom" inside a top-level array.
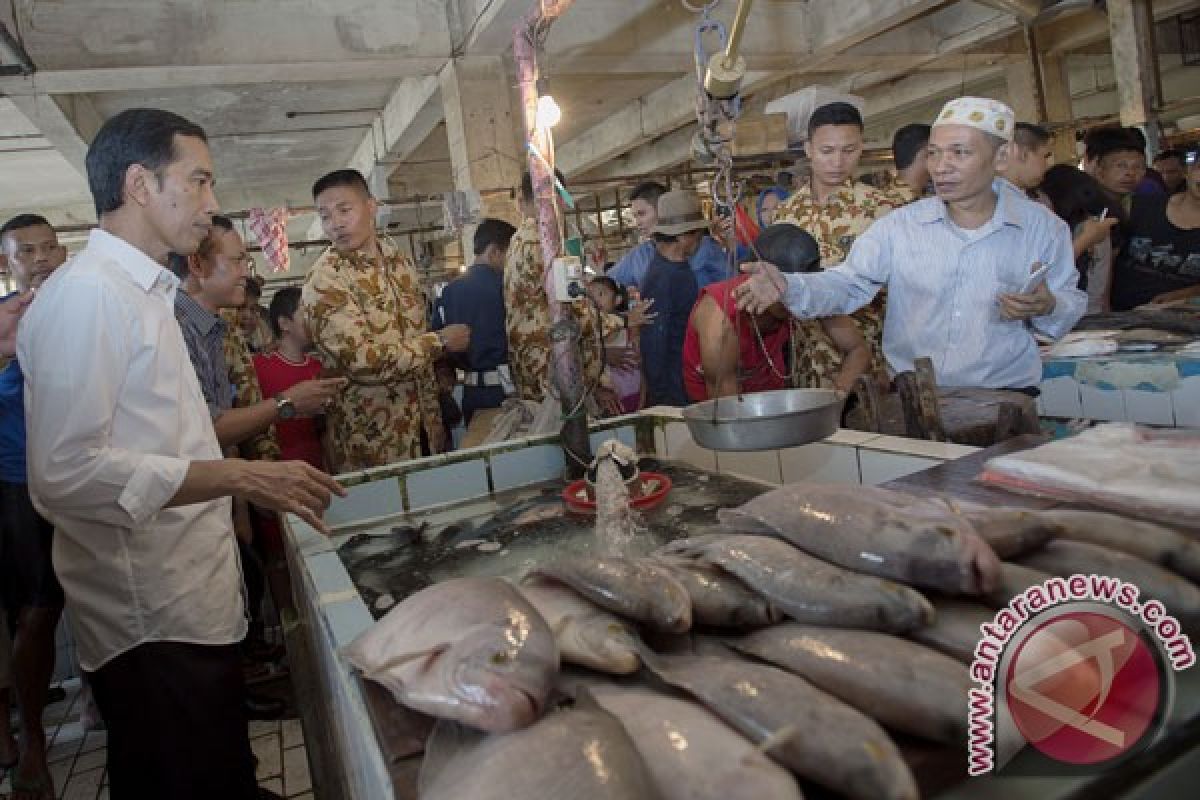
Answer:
[{"left": 0, "top": 90, "right": 1197, "bottom": 800}]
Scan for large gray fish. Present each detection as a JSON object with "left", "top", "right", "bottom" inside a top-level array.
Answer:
[
  {"left": 911, "top": 599, "right": 995, "bottom": 663},
  {"left": 587, "top": 685, "right": 803, "bottom": 800},
  {"left": 659, "top": 534, "right": 932, "bottom": 633},
  {"left": 528, "top": 557, "right": 692, "bottom": 633},
  {"left": 343, "top": 576, "right": 557, "bottom": 733},
  {"left": 717, "top": 482, "right": 1002, "bottom": 594},
  {"left": 653, "top": 555, "right": 783, "bottom": 628},
  {"left": 418, "top": 701, "right": 661, "bottom": 800},
  {"left": 1038, "top": 509, "right": 1200, "bottom": 584},
  {"left": 956, "top": 508, "right": 1060, "bottom": 559},
  {"left": 643, "top": 650, "right": 916, "bottom": 800},
  {"left": 983, "top": 562, "right": 1054, "bottom": 608},
  {"left": 731, "top": 623, "right": 970, "bottom": 746},
  {"left": 519, "top": 581, "right": 641, "bottom": 674},
  {"left": 1019, "top": 540, "right": 1200, "bottom": 626}
]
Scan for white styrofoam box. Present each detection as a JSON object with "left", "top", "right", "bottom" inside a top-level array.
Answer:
[
  {"left": 1123, "top": 388, "right": 1176, "bottom": 426},
  {"left": 1038, "top": 376, "right": 1083, "bottom": 418},
  {"left": 1171, "top": 376, "right": 1200, "bottom": 428},
  {"left": 862, "top": 435, "right": 979, "bottom": 461},
  {"left": 779, "top": 441, "right": 861, "bottom": 484},
  {"left": 405, "top": 458, "right": 489, "bottom": 512},
  {"left": 663, "top": 421, "right": 717, "bottom": 472},
  {"left": 858, "top": 450, "right": 940, "bottom": 485},
  {"left": 490, "top": 444, "right": 567, "bottom": 492},
  {"left": 325, "top": 477, "right": 404, "bottom": 526},
  {"left": 714, "top": 450, "right": 783, "bottom": 486},
  {"left": 1078, "top": 384, "right": 1127, "bottom": 422}
]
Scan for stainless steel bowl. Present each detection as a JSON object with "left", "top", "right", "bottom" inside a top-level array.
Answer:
[{"left": 682, "top": 388, "right": 845, "bottom": 451}]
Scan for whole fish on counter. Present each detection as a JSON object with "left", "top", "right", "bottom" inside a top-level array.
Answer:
[
  {"left": 643, "top": 651, "right": 917, "bottom": 800},
  {"left": 1037, "top": 509, "right": 1200, "bottom": 584},
  {"left": 653, "top": 555, "right": 783, "bottom": 628},
  {"left": 519, "top": 581, "right": 641, "bottom": 674},
  {"left": 911, "top": 599, "right": 996, "bottom": 663},
  {"left": 418, "top": 700, "right": 661, "bottom": 800},
  {"left": 528, "top": 557, "right": 693, "bottom": 633},
  {"left": 983, "top": 562, "right": 1055, "bottom": 608},
  {"left": 1018, "top": 540, "right": 1200, "bottom": 627},
  {"left": 659, "top": 534, "right": 933, "bottom": 633},
  {"left": 585, "top": 685, "right": 804, "bottom": 800},
  {"left": 731, "top": 623, "right": 971, "bottom": 746},
  {"left": 717, "top": 482, "right": 1002, "bottom": 594},
  {"left": 343, "top": 576, "right": 558, "bottom": 733}
]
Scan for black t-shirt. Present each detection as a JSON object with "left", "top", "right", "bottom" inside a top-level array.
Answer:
[{"left": 1111, "top": 194, "right": 1200, "bottom": 310}]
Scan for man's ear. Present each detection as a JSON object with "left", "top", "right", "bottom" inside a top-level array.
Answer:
[
  {"left": 124, "top": 163, "right": 155, "bottom": 209},
  {"left": 994, "top": 142, "right": 1011, "bottom": 171},
  {"left": 187, "top": 253, "right": 209, "bottom": 281}
]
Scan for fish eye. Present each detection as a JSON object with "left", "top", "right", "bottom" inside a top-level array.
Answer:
[{"left": 490, "top": 651, "right": 512, "bottom": 665}]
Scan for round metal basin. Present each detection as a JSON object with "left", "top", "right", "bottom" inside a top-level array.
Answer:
[{"left": 682, "top": 388, "right": 845, "bottom": 452}]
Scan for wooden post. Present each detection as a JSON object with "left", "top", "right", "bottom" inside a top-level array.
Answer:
[
  {"left": 1007, "top": 26, "right": 1047, "bottom": 124},
  {"left": 1040, "top": 52, "right": 1078, "bottom": 166},
  {"left": 1107, "top": 0, "right": 1163, "bottom": 151}
]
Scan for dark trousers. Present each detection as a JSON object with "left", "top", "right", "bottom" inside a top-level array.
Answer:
[
  {"left": 87, "top": 641, "right": 258, "bottom": 800},
  {"left": 462, "top": 385, "right": 506, "bottom": 426}
]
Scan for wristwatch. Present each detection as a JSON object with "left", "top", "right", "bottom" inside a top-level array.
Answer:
[
  {"left": 435, "top": 329, "right": 449, "bottom": 350},
  {"left": 275, "top": 395, "right": 297, "bottom": 420}
]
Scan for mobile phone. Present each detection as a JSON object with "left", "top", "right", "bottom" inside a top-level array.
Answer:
[{"left": 1019, "top": 262, "right": 1052, "bottom": 294}]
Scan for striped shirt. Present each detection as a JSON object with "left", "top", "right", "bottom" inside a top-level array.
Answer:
[
  {"left": 174, "top": 290, "right": 233, "bottom": 417},
  {"left": 780, "top": 180, "right": 1086, "bottom": 389}
]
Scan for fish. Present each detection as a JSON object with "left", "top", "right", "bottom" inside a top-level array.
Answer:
[
  {"left": 527, "top": 557, "right": 692, "bottom": 633},
  {"left": 586, "top": 685, "right": 804, "bottom": 800},
  {"left": 643, "top": 650, "right": 916, "bottom": 800},
  {"left": 911, "top": 599, "right": 995, "bottom": 663},
  {"left": 658, "top": 534, "right": 933, "bottom": 633},
  {"left": 954, "top": 508, "right": 1060, "bottom": 559},
  {"left": 653, "top": 555, "right": 783, "bottom": 628},
  {"left": 1018, "top": 540, "right": 1200, "bottom": 627},
  {"left": 519, "top": 581, "right": 641, "bottom": 674},
  {"left": 418, "top": 701, "right": 661, "bottom": 800},
  {"left": 983, "top": 562, "right": 1054, "bottom": 608},
  {"left": 731, "top": 623, "right": 971, "bottom": 746},
  {"left": 1038, "top": 509, "right": 1200, "bottom": 584},
  {"left": 342, "top": 576, "right": 558, "bottom": 733},
  {"left": 717, "top": 482, "right": 1001, "bottom": 594}
]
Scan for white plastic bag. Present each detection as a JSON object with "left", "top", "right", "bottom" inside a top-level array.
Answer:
[{"left": 766, "top": 87, "right": 866, "bottom": 146}]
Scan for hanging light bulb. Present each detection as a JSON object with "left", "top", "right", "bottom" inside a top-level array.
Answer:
[{"left": 536, "top": 94, "right": 562, "bottom": 128}]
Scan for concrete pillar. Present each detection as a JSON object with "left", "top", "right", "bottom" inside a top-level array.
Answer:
[
  {"left": 1006, "top": 27, "right": 1046, "bottom": 124},
  {"left": 1107, "top": 0, "right": 1163, "bottom": 151},
  {"left": 439, "top": 56, "right": 523, "bottom": 262},
  {"left": 1040, "top": 53, "right": 1078, "bottom": 166}
]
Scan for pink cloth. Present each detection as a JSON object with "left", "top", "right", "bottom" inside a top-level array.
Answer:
[{"left": 248, "top": 207, "right": 291, "bottom": 274}]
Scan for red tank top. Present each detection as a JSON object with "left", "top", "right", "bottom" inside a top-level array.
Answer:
[{"left": 682, "top": 275, "right": 792, "bottom": 402}]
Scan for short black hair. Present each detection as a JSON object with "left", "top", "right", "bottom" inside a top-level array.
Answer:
[
  {"left": 807, "top": 102, "right": 863, "bottom": 138},
  {"left": 312, "top": 168, "right": 371, "bottom": 200},
  {"left": 891, "top": 124, "right": 931, "bottom": 170},
  {"left": 245, "top": 275, "right": 263, "bottom": 300},
  {"left": 196, "top": 214, "right": 235, "bottom": 261},
  {"left": 1013, "top": 122, "right": 1052, "bottom": 149},
  {"left": 1154, "top": 149, "right": 1184, "bottom": 165},
  {"left": 0, "top": 213, "right": 53, "bottom": 242},
  {"left": 85, "top": 108, "right": 208, "bottom": 217},
  {"left": 1125, "top": 126, "right": 1147, "bottom": 151},
  {"left": 1039, "top": 164, "right": 1122, "bottom": 230},
  {"left": 473, "top": 218, "right": 517, "bottom": 256},
  {"left": 630, "top": 181, "right": 668, "bottom": 206},
  {"left": 1084, "top": 126, "right": 1143, "bottom": 162},
  {"left": 755, "top": 224, "right": 821, "bottom": 274},
  {"left": 588, "top": 275, "right": 628, "bottom": 312},
  {"left": 520, "top": 169, "right": 567, "bottom": 204},
  {"left": 268, "top": 287, "right": 302, "bottom": 338}
]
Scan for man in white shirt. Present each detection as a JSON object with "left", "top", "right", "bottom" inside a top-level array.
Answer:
[{"left": 18, "top": 108, "right": 343, "bottom": 800}]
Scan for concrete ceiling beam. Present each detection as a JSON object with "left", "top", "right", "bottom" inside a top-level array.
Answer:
[{"left": 5, "top": 92, "right": 102, "bottom": 179}]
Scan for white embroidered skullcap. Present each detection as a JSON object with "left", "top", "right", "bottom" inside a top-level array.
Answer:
[{"left": 932, "top": 96, "right": 1015, "bottom": 142}]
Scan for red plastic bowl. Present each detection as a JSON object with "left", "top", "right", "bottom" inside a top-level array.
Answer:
[{"left": 562, "top": 472, "right": 673, "bottom": 515}]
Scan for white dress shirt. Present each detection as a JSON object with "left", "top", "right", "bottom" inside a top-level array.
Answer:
[
  {"left": 780, "top": 180, "right": 1087, "bottom": 389},
  {"left": 18, "top": 229, "right": 246, "bottom": 671}
]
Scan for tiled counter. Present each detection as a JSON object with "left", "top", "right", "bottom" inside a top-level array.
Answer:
[{"left": 1038, "top": 352, "right": 1200, "bottom": 427}]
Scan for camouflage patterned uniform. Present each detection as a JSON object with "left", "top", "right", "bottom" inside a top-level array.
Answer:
[
  {"left": 774, "top": 179, "right": 905, "bottom": 383},
  {"left": 504, "top": 217, "right": 622, "bottom": 403},
  {"left": 788, "top": 319, "right": 842, "bottom": 389},
  {"left": 302, "top": 239, "right": 444, "bottom": 473},
  {"left": 221, "top": 309, "right": 280, "bottom": 461}
]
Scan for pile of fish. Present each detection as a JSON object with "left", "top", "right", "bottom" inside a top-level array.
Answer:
[{"left": 344, "top": 480, "right": 1200, "bottom": 799}]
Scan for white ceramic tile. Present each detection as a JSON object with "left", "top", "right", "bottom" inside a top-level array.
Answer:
[
  {"left": 715, "top": 450, "right": 782, "bottom": 485},
  {"left": 322, "top": 600, "right": 375, "bottom": 649},
  {"left": 857, "top": 450, "right": 940, "bottom": 485},
  {"left": 861, "top": 435, "right": 978, "bottom": 461},
  {"left": 490, "top": 444, "right": 567, "bottom": 491},
  {"left": 779, "top": 442, "right": 861, "bottom": 484},
  {"left": 824, "top": 428, "right": 882, "bottom": 446},
  {"left": 405, "top": 458, "right": 489, "bottom": 511},
  {"left": 1079, "top": 384, "right": 1128, "bottom": 422},
  {"left": 283, "top": 743, "right": 312, "bottom": 795},
  {"left": 1123, "top": 388, "right": 1176, "bottom": 426},
  {"left": 324, "top": 477, "right": 403, "bottom": 526},
  {"left": 663, "top": 421, "right": 716, "bottom": 471},
  {"left": 1171, "top": 376, "right": 1200, "bottom": 428},
  {"left": 642, "top": 405, "right": 683, "bottom": 420},
  {"left": 653, "top": 426, "right": 669, "bottom": 459},
  {"left": 306, "top": 552, "right": 356, "bottom": 599},
  {"left": 1038, "top": 376, "right": 1083, "bottom": 418}
]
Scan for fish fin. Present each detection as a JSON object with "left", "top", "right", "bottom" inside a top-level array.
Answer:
[
  {"left": 417, "top": 718, "right": 484, "bottom": 795},
  {"left": 573, "top": 684, "right": 602, "bottom": 712},
  {"left": 357, "top": 644, "right": 450, "bottom": 679},
  {"left": 756, "top": 724, "right": 799, "bottom": 755}
]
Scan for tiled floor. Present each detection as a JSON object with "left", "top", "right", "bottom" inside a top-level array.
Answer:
[{"left": 0, "top": 680, "right": 313, "bottom": 799}]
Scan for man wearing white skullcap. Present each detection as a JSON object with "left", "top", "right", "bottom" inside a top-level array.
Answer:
[{"left": 736, "top": 96, "right": 1087, "bottom": 392}]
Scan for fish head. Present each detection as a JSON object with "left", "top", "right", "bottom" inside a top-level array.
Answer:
[
  {"left": 439, "top": 609, "right": 560, "bottom": 732},
  {"left": 564, "top": 615, "right": 641, "bottom": 674},
  {"left": 961, "top": 530, "right": 1004, "bottom": 595}
]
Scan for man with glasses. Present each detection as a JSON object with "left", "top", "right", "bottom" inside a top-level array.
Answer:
[{"left": 735, "top": 97, "right": 1086, "bottom": 393}]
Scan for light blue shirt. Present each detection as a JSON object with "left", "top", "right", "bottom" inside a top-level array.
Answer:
[
  {"left": 608, "top": 235, "right": 732, "bottom": 290},
  {"left": 780, "top": 181, "right": 1086, "bottom": 389}
]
